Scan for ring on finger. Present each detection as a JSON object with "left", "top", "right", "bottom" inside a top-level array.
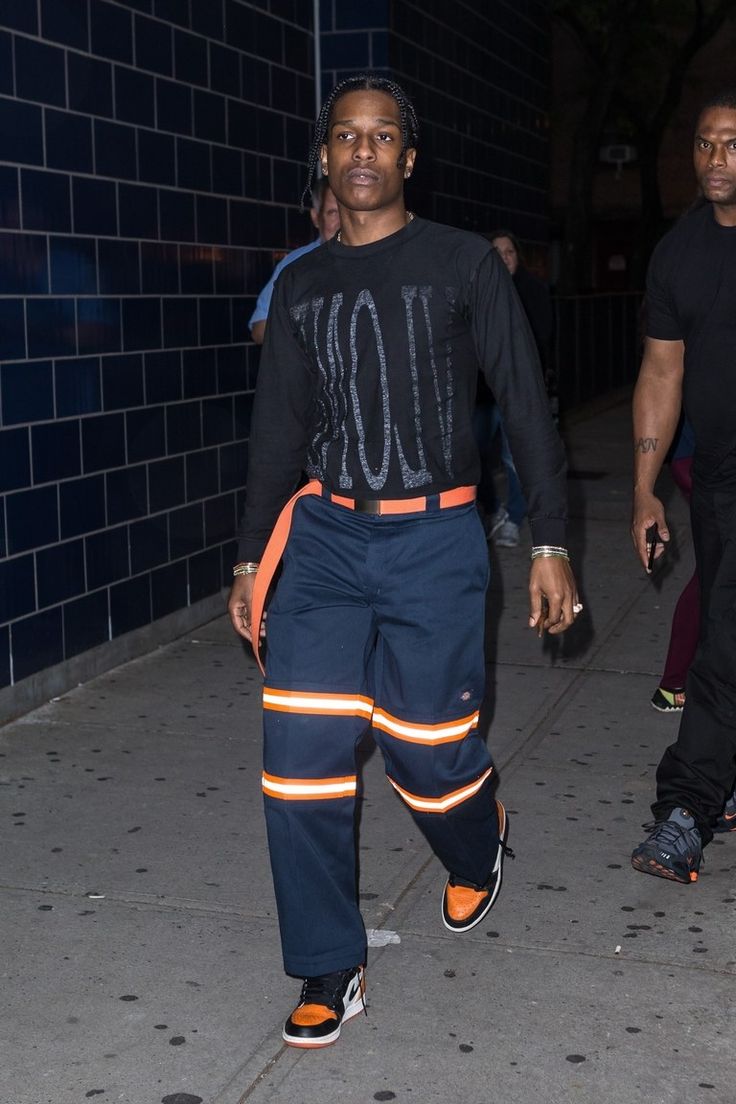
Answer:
[{"left": 573, "top": 602, "right": 583, "bottom": 615}]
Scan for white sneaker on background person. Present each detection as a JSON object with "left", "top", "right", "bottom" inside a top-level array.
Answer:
[
  {"left": 495, "top": 518, "right": 520, "bottom": 547},
  {"left": 485, "top": 506, "right": 508, "bottom": 541}
]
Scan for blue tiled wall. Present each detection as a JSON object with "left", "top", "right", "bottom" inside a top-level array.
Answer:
[
  {"left": 1, "top": 0, "right": 550, "bottom": 696},
  {"left": 320, "top": 0, "right": 550, "bottom": 242},
  {"left": 0, "top": 0, "right": 314, "bottom": 690}
]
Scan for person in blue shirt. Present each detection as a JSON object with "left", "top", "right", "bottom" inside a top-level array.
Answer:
[{"left": 249, "top": 178, "right": 340, "bottom": 344}]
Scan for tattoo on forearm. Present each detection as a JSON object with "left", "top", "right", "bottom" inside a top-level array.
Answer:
[{"left": 634, "top": 437, "right": 658, "bottom": 454}]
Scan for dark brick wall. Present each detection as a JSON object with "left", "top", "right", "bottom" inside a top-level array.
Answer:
[
  {"left": 320, "top": 0, "right": 550, "bottom": 242},
  {"left": 0, "top": 0, "right": 551, "bottom": 695},
  {"left": 0, "top": 0, "right": 315, "bottom": 689}
]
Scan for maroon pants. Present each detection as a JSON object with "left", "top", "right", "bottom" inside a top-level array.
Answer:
[{"left": 660, "top": 456, "right": 700, "bottom": 689}]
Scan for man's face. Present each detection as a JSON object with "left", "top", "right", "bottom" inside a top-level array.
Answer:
[
  {"left": 320, "top": 89, "right": 416, "bottom": 214},
  {"left": 693, "top": 106, "right": 736, "bottom": 209},
  {"left": 492, "top": 235, "right": 518, "bottom": 275},
  {"left": 311, "top": 186, "right": 340, "bottom": 241}
]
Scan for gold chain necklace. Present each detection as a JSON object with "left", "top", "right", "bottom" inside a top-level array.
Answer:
[{"left": 337, "top": 211, "right": 415, "bottom": 244}]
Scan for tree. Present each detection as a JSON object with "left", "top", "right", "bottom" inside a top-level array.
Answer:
[
  {"left": 552, "top": 0, "right": 640, "bottom": 292},
  {"left": 553, "top": 0, "right": 734, "bottom": 292}
]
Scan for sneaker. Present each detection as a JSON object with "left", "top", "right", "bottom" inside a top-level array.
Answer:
[
  {"left": 495, "top": 519, "right": 520, "bottom": 547},
  {"left": 651, "top": 687, "right": 686, "bottom": 712},
  {"left": 714, "top": 787, "right": 736, "bottom": 833},
  {"left": 282, "top": 966, "right": 366, "bottom": 1048},
  {"left": 442, "top": 800, "right": 512, "bottom": 932},
  {"left": 631, "top": 807, "right": 702, "bottom": 884},
  {"left": 486, "top": 506, "right": 509, "bottom": 541}
]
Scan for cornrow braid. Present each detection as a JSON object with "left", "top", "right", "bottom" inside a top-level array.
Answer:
[{"left": 301, "top": 73, "right": 420, "bottom": 209}]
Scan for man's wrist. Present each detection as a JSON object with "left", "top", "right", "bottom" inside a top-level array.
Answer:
[
  {"left": 233, "top": 561, "right": 260, "bottom": 577},
  {"left": 531, "top": 545, "right": 569, "bottom": 562}
]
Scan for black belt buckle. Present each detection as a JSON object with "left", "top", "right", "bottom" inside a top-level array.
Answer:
[{"left": 353, "top": 498, "right": 380, "bottom": 515}]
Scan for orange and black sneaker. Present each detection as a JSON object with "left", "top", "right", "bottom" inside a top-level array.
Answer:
[
  {"left": 282, "top": 966, "right": 366, "bottom": 1048},
  {"left": 631, "top": 807, "right": 702, "bottom": 883},
  {"left": 714, "top": 787, "right": 736, "bottom": 833},
  {"left": 442, "top": 800, "right": 512, "bottom": 932}
]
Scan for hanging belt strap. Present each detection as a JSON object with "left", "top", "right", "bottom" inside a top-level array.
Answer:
[{"left": 250, "top": 480, "right": 322, "bottom": 674}]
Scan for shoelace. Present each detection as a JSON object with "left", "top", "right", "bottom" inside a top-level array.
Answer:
[
  {"left": 642, "top": 819, "right": 701, "bottom": 856},
  {"left": 450, "top": 844, "right": 516, "bottom": 889},
  {"left": 299, "top": 969, "right": 367, "bottom": 1017}
]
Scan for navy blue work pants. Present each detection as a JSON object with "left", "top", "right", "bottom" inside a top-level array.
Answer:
[{"left": 261, "top": 495, "right": 499, "bottom": 977}]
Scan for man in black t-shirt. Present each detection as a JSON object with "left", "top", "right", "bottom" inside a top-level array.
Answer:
[
  {"left": 227, "top": 74, "right": 579, "bottom": 1048},
  {"left": 631, "top": 90, "right": 736, "bottom": 886}
]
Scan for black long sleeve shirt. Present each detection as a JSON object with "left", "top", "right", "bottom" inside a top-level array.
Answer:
[{"left": 237, "top": 217, "right": 566, "bottom": 561}]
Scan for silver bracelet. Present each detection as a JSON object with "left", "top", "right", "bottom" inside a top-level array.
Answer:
[
  {"left": 531, "top": 545, "right": 570, "bottom": 561},
  {"left": 233, "top": 561, "right": 260, "bottom": 577}
]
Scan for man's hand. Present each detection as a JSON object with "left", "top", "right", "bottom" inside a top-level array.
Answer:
[
  {"left": 528, "top": 556, "right": 580, "bottom": 636},
  {"left": 631, "top": 490, "right": 669, "bottom": 572},
  {"left": 228, "top": 574, "right": 257, "bottom": 642}
]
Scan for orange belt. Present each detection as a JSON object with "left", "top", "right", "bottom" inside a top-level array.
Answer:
[{"left": 249, "top": 482, "right": 476, "bottom": 673}]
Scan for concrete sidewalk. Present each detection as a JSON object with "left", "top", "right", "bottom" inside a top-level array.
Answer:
[{"left": 2, "top": 396, "right": 734, "bottom": 1104}]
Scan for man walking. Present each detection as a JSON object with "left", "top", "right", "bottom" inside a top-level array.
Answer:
[
  {"left": 631, "top": 89, "right": 736, "bottom": 884},
  {"left": 229, "top": 74, "right": 579, "bottom": 1048}
]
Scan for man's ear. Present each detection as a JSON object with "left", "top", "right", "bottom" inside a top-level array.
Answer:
[{"left": 309, "top": 206, "right": 320, "bottom": 230}]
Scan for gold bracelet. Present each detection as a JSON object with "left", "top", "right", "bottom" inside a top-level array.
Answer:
[{"left": 233, "top": 561, "right": 260, "bottom": 577}]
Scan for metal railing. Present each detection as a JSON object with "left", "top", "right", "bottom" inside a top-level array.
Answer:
[{"left": 552, "top": 292, "right": 643, "bottom": 410}]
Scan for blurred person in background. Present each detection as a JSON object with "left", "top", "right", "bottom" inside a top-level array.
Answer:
[
  {"left": 248, "top": 178, "right": 339, "bottom": 345},
  {"left": 474, "top": 229, "right": 554, "bottom": 548},
  {"left": 650, "top": 414, "right": 698, "bottom": 714}
]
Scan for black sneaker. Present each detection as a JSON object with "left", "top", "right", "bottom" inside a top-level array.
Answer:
[
  {"left": 631, "top": 807, "right": 702, "bottom": 884},
  {"left": 650, "top": 687, "right": 686, "bottom": 712},
  {"left": 714, "top": 787, "right": 736, "bottom": 833},
  {"left": 282, "top": 966, "right": 365, "bottom": 1048},
  {"left": 441, "top": 800, "right": 512, "bottom": 932}
]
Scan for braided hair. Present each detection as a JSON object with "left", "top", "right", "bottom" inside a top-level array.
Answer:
[{"left": 302, "top": 74, "right": 420, "bottom": 207}]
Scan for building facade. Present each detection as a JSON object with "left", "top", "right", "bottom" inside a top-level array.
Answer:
[{"left": 0, "top": 0, "right": 550, "bottom": 717}]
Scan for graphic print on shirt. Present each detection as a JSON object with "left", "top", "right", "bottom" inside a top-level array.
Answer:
[
  {"left": 350, "top": 289, "right": 392, "bottom": 490},
  {"left": 290, "top": 284, "right": 457, "bottom": 492}
]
